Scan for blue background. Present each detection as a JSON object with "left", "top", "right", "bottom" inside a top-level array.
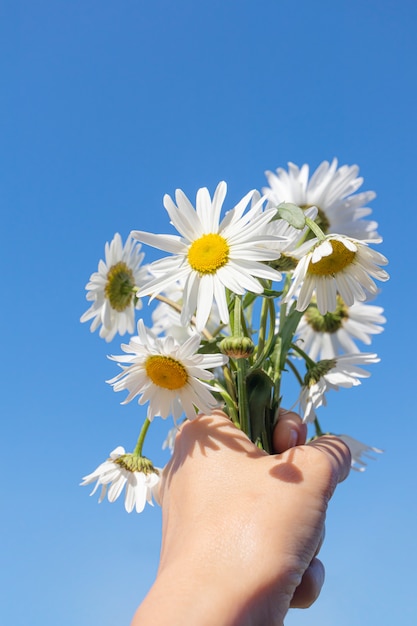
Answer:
[{"left": 1, "top": 1, "right": 416, "bottom": 624}]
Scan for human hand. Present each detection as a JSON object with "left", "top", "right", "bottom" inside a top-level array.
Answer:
[{"left": 132, "top": 410, "right": 351, "bottom": 626}]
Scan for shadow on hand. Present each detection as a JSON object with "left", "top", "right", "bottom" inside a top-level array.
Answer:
[{"left": 163, "top": 413, "right": 266, "bottom": 481}]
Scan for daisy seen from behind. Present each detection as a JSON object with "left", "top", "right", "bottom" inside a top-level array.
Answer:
[
  {"left": 285, "top": 234, "right": 389, "bottom": 315},
  {"left": 299, "top": 352, "right": 380, "bottom": 423},
  {"left": 131, "top": 182, "right": 285, "bottom": 331},
  {"left": 296, "top": 297, "right": 386, "bottom": 360},
  {"left": 337, "top": 434, "right": 383, "bottom": 472},
  {"left": 263, "top": 158, "right": 380, "bottom": 241},
  {"left": 80, "top": 446, "right": 160, "bottom": 513},
  {"left": 108, "top": 319, "right": 228, "bottom": 422},
  {"left": 80, "top": 233, "right": 149, "bottom": 342}
]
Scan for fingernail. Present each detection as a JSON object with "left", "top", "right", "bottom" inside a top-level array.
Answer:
[{"left": 288, "top": 428, "right": 298, "bottom": 449}]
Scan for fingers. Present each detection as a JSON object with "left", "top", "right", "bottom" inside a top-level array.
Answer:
[
  {"left": 274, "top": 410, "right": 351, "bottom": 488},
  {"left": 273, "top": 409, "right": 307, "bottom": 453},
  {"left": 307, "top": 435, "right": 352, "bottom": 487},
  {"left": 289, "top": 557, "right": 325, "bottom": 608}
]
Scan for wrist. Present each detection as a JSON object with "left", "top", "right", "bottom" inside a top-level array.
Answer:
[{"left": 132, "top": 557, "right": 289, "bottom": 626}]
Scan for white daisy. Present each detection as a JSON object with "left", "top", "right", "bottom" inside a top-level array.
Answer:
[
  {"left": 296, "top": 297, "right": 386, "bottom": 360},
  {"left": 299, "top": 352, "right": 380, "bottom": 423},
  {"left": 150, "top": 276, "right": 224, "bottom": 342},
  {"left": 338, "top": 434, "right": 383, "bottom": 472},
  {"left": 107, "top": 319, "right": 228, "bottom": 422},
  {"left": 285, "top": 234, "right": 389, "bottom": 315},
  {"left": 80, "top": 446, "right": 160, "bottom": 513},
  {"left": 261, "top": 206, "right": 318, "bottom": 272},
  {"left": 80, "top": 233, "right": 149, "bottom": 342},
  {"left": 131, "top": 182, "right": 284, "bottom": 331},
  {"left": 263, "top": 159, "right": 380, "bottom": 240}
]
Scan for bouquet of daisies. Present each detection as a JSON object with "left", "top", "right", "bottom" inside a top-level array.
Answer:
[{"left": 80, "top": 160, "right": 388, "bottom": 514}]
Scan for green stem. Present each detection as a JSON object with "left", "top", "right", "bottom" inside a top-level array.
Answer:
[
  {"left": 305, "top": 217, "right": 326, "bottom": 241},
  {"left": 285, "top": 357, "right": 305, "bottom": 386},
  {"left": 272, "top": 280, "right": 290, "bottom": 412},
  {"left": 214, "top": 383, "right": 239, "bottom": 426},
  {"left": 133, "top": 418, "right": 151, "bottom": 457},
  {"left": 232, "top": 295, "right": 250, "bottom": 437},
  {"left": 236, "top": 357, "right": 250, "bottom": 437},
  {"left": 251, "top": 298, "right": 276, "bottom": 370},
  {"left": 290, "top": 342, "right": 316, "bottom": 369},
  {"left": 234, "top": 294, "right": 243, "bottom": 335},
  {"left": 272, "top": 335, "right": 282, "bottom": 417},
  {"left": 314, "top": 417, "right": 324, "bottom": 437},
  {"left": 256, "top": 297, "right": 269, "bottom": 359}
]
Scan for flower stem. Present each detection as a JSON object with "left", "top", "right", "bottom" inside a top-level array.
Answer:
[
  {"left": 256, "top": 297, "right": 268, "bottom": 358},
  {"left": 314, "top": 417, "right": 324, "bottom": 437},
  {"left": 133, "top": 418, "right": 151, "bottom": 457},
  {"left": 305, "top": 217, "right": 326, "bottom": 241},
  {"left": 285, "top": 357, "right": 305, "bottom": 386},
  {"left": 290, "top": 342, "right": 317, "bottom": 369},
  {"left": 236, "top": 357, "right": 250, "bottom": 437},
  {"left": 232, "top": 295, "right": 251, "bottom": 437}
]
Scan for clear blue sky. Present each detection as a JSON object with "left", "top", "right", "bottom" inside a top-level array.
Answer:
[{"left": 1, "top": 1, "right": 416, "bottom": 624}]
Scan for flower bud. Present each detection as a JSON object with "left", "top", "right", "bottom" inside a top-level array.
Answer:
[{"left": 219, "top": 336, "right": 255, "bottom": 359}]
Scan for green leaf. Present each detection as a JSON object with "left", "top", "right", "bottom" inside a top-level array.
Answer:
[
  {"left": 278, "top": 307, "right": 304, "bottom": 371},
  {"left": 247, "top": 369, "right": 274, "bottom": 451},
  {"left": 276, "top": 202, "right": 306, "bottom": 229}
]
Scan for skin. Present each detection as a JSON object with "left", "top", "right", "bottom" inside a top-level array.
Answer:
[{"left": 132, "top": 409, "right": 351, "bottom": 626}]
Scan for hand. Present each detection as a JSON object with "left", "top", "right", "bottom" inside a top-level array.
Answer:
[{"left": 132, "top": 410, "right": 351, "bottom": 626}]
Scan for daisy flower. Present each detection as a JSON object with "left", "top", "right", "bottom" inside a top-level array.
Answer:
[
  {"left": 261, "top": 206, "right": 318, "bottom": 272},
  {"left": 150, "top": 276, "right": 224, "bottom": 342},
  {"left": 107, "top": 319, "right": 228, "bottom": 422},
  {"left": 263, "top": 159, "right": 380, "bottom": 240},
  {"left": 131, "top": 182, "right": 284, "bottom": 331},
  {"left": 80, "top": 446, "right": 160, "bottom": 513},
  {"left": 299, "top": 352, "right": 380, "bottom": 422},
  {"left": 296, "top": 297, "right": 386, "bottom": 360},
  {"left": 285, "top": 234, "right": 389, "bottom": 315},
  {"left": 338, "top": 434, "right": 383, "bottom": 472},
  {"left": 80, "top": 233, "right": 149, "bottom": 342}
]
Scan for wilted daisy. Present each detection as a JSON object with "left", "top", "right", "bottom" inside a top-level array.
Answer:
[
  {"left": 108, "top": 319, "right": 228, "bottom": 421},
  {"left": 131, "top": 182, "right": 284, "bottom": 331},
  {"left": 296, "top": 297, "right": 386, "bottom": 360},
  {"left": 263, "top": 159, "right": 379, "bottom": 240},
  {"left": 285, "top": 234, "right": 389, "bottom": 315},
  {"left": 80, "top": 446, "right": 160, "bottom": 513},
  {"left": 80, "top": 233, "right": 149, "bottom": 342},
  {"left": 338, "top": 434, "right": 383, "bottom": 472},
  {"left": 299, "top": 352, "right": 380, "bottom": 422}
]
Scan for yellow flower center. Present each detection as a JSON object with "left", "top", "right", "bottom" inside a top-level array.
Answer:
[
  {"left": 308, "top": 240, "right": 356, "bottom": 276},
  {"left": 105, "top": 262, "right": 135, "bottom": 311},
  {"left": 187, "top": 233, "right": 229, "bottom": 274},
  {"left": 145, "top": 355, "right": 188, "bottom": 390}
]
